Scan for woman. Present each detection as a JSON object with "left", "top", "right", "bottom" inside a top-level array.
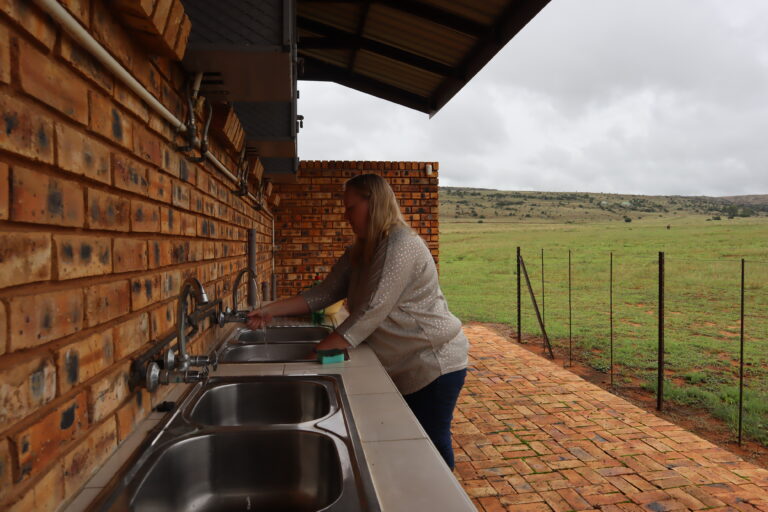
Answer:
[{"left": 246, "top": 173, "right": 469, "bottom": 469}]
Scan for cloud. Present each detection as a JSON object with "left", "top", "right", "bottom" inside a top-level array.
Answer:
[{"left": 297, "top": 0, "right": 768, "bottom": 196}]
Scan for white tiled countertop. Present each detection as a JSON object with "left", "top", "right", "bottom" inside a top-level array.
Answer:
[{"left": 64, "top": 342, "right": 475, "bottom": 512}]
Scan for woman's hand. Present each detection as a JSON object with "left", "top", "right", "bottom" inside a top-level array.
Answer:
[
  {"left": 315, "top": 331, "right": 351, "bottom": 352},
  {"left": 246, "top": 307, "right": 273, "bottom": 330}
]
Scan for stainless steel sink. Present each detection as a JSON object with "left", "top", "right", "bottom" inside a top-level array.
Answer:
[
  {"left": 90, "top": 375, "right": 380, "bottom": 511},
  {"left": 219, "top": 342, "right": 318, "bottom": 363},
  {"left": 129, "top": 431, "right": 343, "bottom": 512},
  {"left": 187, "top": 379, "right": 333, "bottom": 425},
  {"left": 236, "top": 325, "right": 331, "bottom": 343}
]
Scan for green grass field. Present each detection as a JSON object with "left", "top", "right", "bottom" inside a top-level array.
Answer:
[{"left": 440, "top": 214, "right": 768, "bottom": 446}]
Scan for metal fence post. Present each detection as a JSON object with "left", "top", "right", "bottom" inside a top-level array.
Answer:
[
  {"left": 541, "top": 248, "right": 545, "bottom": 329},
  {"left": 517, "top": 246, "right": 521, "bottom": 344},
  {"left": 568, "top": 249, "right": 572, "bottom": 367},
  {"left": 738, "top": 258, "right": 745, "bottom": 445},
  {"left": 657, "top": 252, "right": 665, "bottom": 411},
  {"left": 610, "top": 251, "right": 614, "bottom": 389}
]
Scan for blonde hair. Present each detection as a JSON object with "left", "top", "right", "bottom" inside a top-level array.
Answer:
[{"left": 345, "top": 174, "right": 409, "bottom": 264}]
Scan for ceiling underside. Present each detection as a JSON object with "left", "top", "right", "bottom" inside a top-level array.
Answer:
[{"left": 297, "top": 0, "right": 551, "bottom": 116}]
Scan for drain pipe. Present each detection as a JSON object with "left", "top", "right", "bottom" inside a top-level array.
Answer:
[{"left": 33, "top": 0, "right": 262, "bottom": 209}]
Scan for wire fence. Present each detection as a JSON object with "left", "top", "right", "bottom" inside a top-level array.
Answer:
[{"left": 514, "top": 247, "right": 768, "bottom": 447}]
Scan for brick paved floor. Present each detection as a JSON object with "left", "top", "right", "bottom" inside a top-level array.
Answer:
[{"left": 453, "top": 324, "right": 768, "bottom": 512}]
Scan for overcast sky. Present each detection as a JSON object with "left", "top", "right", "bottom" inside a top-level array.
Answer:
[{"left": 297, "top": 0, "right": 768, "bottom": 197}]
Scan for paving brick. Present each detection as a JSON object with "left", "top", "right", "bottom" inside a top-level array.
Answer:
[
  {"left": 55, "top": 329, "right": 114, "bottom": 393},
  {"left": 58, "top": 35, "right": 113, "bottom": 92},
  {"left": 130, "top": 272, "right": 162, "bottom": 311},
  {"left": 62, "top": 416, "right": 117, "bottom": 498},
  {"left": 54, "top": 234, "right": 112, "bottom": 279},
  {"left": 55, "top": 123, "right": 111, "bottom": 184},
  {"left": 112, "top": 152, "right": 148, "bottom": 195},
  {"left": 0, "top": 355, "right": 56, "bottom": 432},
  {"left": 0, "top": 231, "right": 51, "bottom": 288},
  {"left": 131, "top": 199, "right": 160, "bottom": 232},
  {"left": 18, "top": 38, "right": 89, "bottom": 124},
  {"left": 84, "top": 279, "right": 131, "bottom": 327},
  {"left": 87, "top": 188, "right": 131, "bottom": 231},
  {"left": 0, "top": 161, "right": 7, "bottom": 219},
  {"left": 13, "top": 392, "right": 89, "bottom": 481},
  {"left": 113, "top": 237, "right": 148, "bottom": 272},
  {"left": 10, "top": 166, "right": 84, "bottom": 227},
  {"left": 89, "top": 91, "right": 133, "bottom": 148},
  {"left": 89, "top": 362, "right": 130, "bottom": 422},
  {"left": 9, "top": 289, "right": 84, "bottom": 351},
  {"left": 112, "top": 312, "right": 149, "bottom": 360}
]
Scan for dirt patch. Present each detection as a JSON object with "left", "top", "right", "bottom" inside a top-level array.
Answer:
[
  {"left": 720, "top": 330, "right": 740, "bottom": 338},
  {"left": 476, "top": 322, "right": 768, "bottom": 469},
  {"left": 623, "top": 320, "right": 642, "bottom": 327}
]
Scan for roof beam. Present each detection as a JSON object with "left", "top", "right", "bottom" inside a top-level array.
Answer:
[
  {"left": 298, "top": 0, "right": 486, "bottom": 37},
  {"left": 298, "top": 16, "right": 452, "bottom": 76},
  {"left": 299, "top": 55, "right": 431, "bottom": 113}
]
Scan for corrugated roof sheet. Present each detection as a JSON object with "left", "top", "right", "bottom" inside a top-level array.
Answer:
[{"left": 298, "top": 0, "right": 551, "bottom": 115}]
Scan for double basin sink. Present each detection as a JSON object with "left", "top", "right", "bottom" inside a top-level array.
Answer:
[
  {"left": 218, "top": 325, "right": 338, "bottom": 364},
  {"left": 91, "top": 326, "right": 379, "bottom": 511}
]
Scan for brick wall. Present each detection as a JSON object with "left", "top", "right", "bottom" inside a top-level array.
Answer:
[
  {"left": 272, "top": 161, "right": 440, "bottom": 298},
  {"left": 0, "top": 1, "right": 272, "bottom": 509}
]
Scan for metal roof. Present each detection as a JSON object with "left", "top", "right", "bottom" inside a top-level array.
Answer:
[{"left": 297, "top": 0, "right": 551, "bottom": 116}]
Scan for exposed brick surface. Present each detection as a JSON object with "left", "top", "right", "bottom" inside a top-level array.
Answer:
[
  {"left": 273, "top": 161, "right": 439, "bottom": 296},
  {"left": 87, "top": 188, "right": 130, "bottom": 231},
  {"left": 113, "top": 237, "right": 148, "bottom": 272},
  {"left": 13, "top": 392, "right": 88, "bottom": 480},
  {"left": 54, "top": 234, "right": 112, "bottom": 279},
  {"left": 0, "top": 355, "right": 56, "bottom": 432},
  {"left": 89, "top": 91, "right": 133, "bottom": 148},
  {"left": 0, "top": 232, "right": 51, "bottom": 288},
  {"left": 88, "top": 362, "right": 130, "bottom": 422},
  {"left": 18, "top": 39, "right": 89, "bottom": 124},
  {"left": 0, "top": 2, "right": 272, "bottom": 507},
  {"left": 455, "top": 325, "right": 768, "bottom": 512},
  {"left": 62, "top": 416, "right": 117, "bottom": 498},
  {"left": 130, "top": 198, "right": 160, "bottom": 232},
  {"left": 55, "top": 122, "right": 112, "bottom": 184},
  {"left": 112, "top": 313, "right": 149, "bottom": 359},
  {"left": 0, "top": 162, "right": 8, "bottom": 219},
  {"left": 0, "top": 301, "right": 6, "bottom": 356},
  {"left": 58, "top": 35, "right": 114, "bottom": 92},
  {"left": 10, "top": 167, "right": 84, "bottom": 227},
  {"left": 84, "top": 279, "right": 131, "bottom": 327},
  {"left": 55, "top": 329, "right": 114, "bottom": 393},
  {"left": 9, "top": 289, "right": 84, "bottom": 351},
  {"left": 0, "top": 94, "right": 55, "bottom": 163},
  {"left": 0, "top": 21, "right": 9, "bottom": 84}
]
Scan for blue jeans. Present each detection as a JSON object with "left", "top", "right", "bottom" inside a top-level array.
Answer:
[{"left": 403, "top": 369, "right": 467, "bottom": 470}]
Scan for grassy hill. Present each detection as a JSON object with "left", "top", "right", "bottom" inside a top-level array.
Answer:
[{"left": 440, "top": 187, "right": 768, "bottom": 223}]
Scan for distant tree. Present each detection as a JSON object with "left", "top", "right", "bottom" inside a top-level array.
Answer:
[{"left": 624, "top": 216, "right": 632, "bottom": 222}]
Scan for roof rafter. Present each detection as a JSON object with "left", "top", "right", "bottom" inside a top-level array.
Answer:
[
  {"left": 298, "top": 0, "right": 487, "bottom": 37},
  {"left": 300, "top": 55, "right": 431, "bottom": 113},
  {"left": 298, "top": 16, "right": 453, "bottom": 76}
]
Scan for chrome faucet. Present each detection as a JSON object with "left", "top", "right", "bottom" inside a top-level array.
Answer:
[
  {"left": 140, "top": 277, "right": 221, "bottom": 392},
  {"left": 218, "top": 267, "right": 259, "bottom": 325}
]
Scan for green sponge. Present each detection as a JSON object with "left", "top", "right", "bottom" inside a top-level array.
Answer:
[{"left": 317, "top": 348, "right": 345, "bottom": 364}]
